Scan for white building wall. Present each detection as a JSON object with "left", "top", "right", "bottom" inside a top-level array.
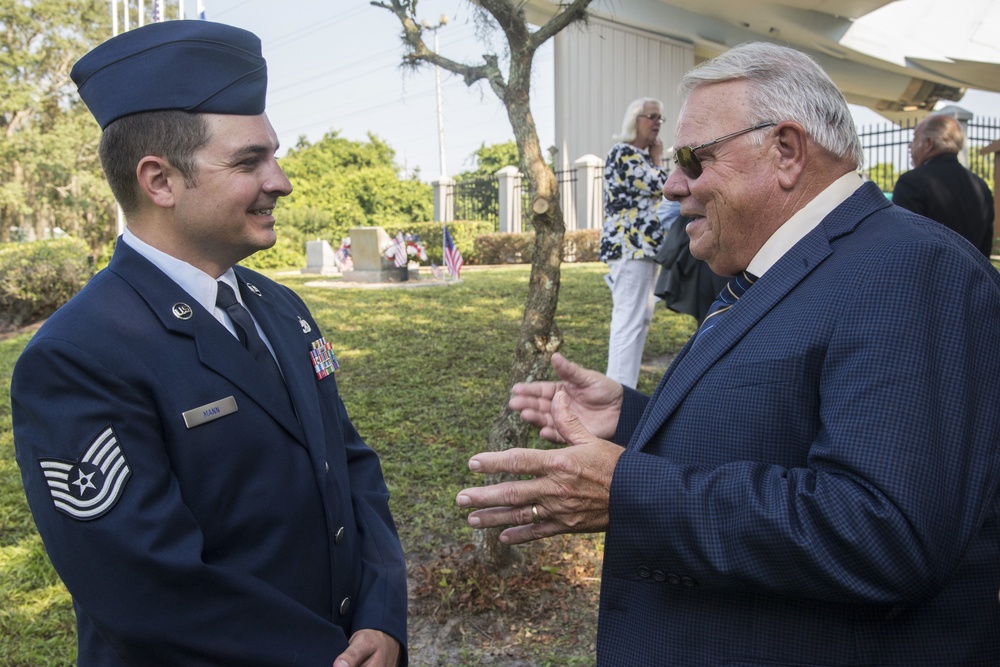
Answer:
[{"left": 553, "top": 16, "right": 694, "bottom": 172}]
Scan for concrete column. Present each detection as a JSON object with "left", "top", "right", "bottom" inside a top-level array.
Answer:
[
  {"left": 432, "top": 175, "right": 455, "bottom": 223},
  {"left": 495, "top": 166, "right": 522, "bottom": 233},
  {"left": 574, "top": 154, "right": 605, "bottom": 230}
]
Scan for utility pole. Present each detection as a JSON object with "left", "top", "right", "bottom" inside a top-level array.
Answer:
[
  {"left": 421, "top": 15, "right": 449, "bottom": 177},
  {"left": 109, "top": 0, "right": 125, "bottom": 235}
]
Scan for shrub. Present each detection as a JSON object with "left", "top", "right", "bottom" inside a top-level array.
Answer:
[
  {"left": 276, "top": 207, "right": 350, "bottom": 250},
  {"left": 95, "top": 236, "right": 117, "bottom": 270},
  {"left": 474, "top": 229, "right": 601, "bottom": 264},
  {"left": 0, "top": 237, "right": 95, "bottom": 332},
  {"left": 241, "top": 226, "right": 307, "bottom": 271}
]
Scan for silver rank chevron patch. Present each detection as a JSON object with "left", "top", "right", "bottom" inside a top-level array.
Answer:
[{"left": 38, "top": 425, "right": 131, "bottom": 521}]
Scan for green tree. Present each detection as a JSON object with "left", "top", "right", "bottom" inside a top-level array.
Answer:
[
  {"left": 457, "top": 140, "right": 519, "bottom": 181},
  {"left": 0, "top": 0, "right": 115, "bottom": 251},
  {"left": 278, "top": 130, "right": 432, "bottom": 242},
  {"left": 968, "top": 149, "right": 995, "bottom": 193},
  {"left": 866, "top": 162, "right": 900, "bottom": 193},
  {"left": 451, "top": 141, "right": 519, "bottom": 224}
]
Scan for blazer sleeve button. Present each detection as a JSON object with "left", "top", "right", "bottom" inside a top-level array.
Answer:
[
  {"left": 666, "top": 574, "right": 681, "bottom": 585},
  {"left": 638, "top": 566, "right": 652, "bottom": 579}
]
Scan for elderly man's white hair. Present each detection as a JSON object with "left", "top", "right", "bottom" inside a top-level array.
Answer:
[{"left": 680, "top": 42, "right": 864, "bottom": 169}]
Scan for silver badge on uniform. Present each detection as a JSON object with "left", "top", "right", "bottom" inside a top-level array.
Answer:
[
  {"left": 182, "top": 396, "right": 239, "bottom": 429},
  {"left": 246, "top": 282, "right": 262, "bottom": 297},
  {"left": 38, "top": 425, "right": 131, "bottom": 521},
  {"left": 298, "top": 316, "right": 312, "bottom": 334},
  {"left": 172, "top": 303, "right": 193, "bottom": 320}
]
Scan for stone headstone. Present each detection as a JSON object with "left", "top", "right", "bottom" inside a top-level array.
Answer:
[
  {"left": 303, "top": 239, "right": 337, "bottom": 274},
  {"left": 341, "top": 226, "right": 408, "bottom": 283}
]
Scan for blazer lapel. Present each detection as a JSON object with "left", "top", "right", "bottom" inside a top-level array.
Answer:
[{"left": 628, "top": 182, "right": 891, "bottom": 450}]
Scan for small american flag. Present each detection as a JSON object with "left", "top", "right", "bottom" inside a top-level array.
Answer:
[
  {"left": 152, "top": 0, "right": 165, "bottom": 22},
  {"left": 443, "top": 225, "right": 464, "bottom": 279},
  {"left": 392, "top": 232, "right": 407, "bottom": 268}
]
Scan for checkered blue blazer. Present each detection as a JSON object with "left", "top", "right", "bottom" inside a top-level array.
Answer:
[{"left": 598, "top": 181, "right": 1000, "bottom": 666}]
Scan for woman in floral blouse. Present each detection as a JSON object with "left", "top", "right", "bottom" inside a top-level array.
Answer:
[{"left": 600, "top": 97, "right": 668, "bottom": 388}]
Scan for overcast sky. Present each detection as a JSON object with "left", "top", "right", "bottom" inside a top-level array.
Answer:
[{"left": 152, "top": 0, "right": 1000, "bottom": 181}]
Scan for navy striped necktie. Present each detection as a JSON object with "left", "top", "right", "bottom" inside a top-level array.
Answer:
[{"left": 695, "top": 270, "right": 758, "bottom": 342}]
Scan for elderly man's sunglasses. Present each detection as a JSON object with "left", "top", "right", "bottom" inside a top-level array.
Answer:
[{"left": 672, "top": 121, "right": 777, "bottom": 177}]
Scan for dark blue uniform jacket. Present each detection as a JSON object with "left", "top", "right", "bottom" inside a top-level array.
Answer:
[{"left": 13, "top": 241, "right": 407, "bottom": 666}]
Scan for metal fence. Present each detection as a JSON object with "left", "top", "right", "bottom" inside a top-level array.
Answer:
[
  {"left": 448, "top": 167, "right": 589, "bottom": 232},
  {"left": 967, "top": 117, "right": 1000, "bottom": 181},
  {"left": 451, "top": 174, "right": 499, "bottom": 227},
  {"left": 514, "top": 168, "right": 581, "bottom": 232}
]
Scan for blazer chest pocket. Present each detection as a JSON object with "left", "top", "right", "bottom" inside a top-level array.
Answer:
[{"left": 717, "top": 355, "right": 810, "bottom": 390}]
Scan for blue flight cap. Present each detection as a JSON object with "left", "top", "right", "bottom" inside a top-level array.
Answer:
[{"left": 71, "top": 20, "right": 267, "bottom": 129}]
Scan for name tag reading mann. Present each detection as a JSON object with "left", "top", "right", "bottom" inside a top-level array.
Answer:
[{"left": 182, "top": 396, "right": 238, "bottom": 429}]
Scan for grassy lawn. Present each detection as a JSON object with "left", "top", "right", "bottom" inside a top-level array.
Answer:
[{"left": 0, "top": 262, "right": 696, "bottom": 666}]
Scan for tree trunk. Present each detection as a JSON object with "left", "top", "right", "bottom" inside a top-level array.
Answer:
[
  {"left": 476, "top": 78, "right": 565, "bottom": 568},
  {"left": 375, "top": 0, "right": 589, "bottom": 569}
]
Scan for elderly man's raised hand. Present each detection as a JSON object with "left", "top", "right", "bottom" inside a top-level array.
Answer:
[
  {"left": 509, "top": 353, "right": 623, "bottom": 443},
  {"left": 458, "top": 390, "right": 624, "bottom": 545}
]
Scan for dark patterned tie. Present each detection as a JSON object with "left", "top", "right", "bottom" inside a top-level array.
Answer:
[
  {"left": 695, "top": 270, "right": 758, "bottom": 343},
  {"left": 215, "top": 281, "right": 290, "bottom": 398}
]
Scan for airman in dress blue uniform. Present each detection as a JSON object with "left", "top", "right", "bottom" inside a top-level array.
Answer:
[{"left": 11, "top": 20, "right": 406, "bottom": 667}]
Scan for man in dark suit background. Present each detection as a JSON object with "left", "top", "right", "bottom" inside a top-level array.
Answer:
[
  {"left": 11, "top": 21, "right": 406, "bottom": 667},
  {"left": 456, "top": 42, "right": 1000, "bottom": 665},
  {"left": 653, "top": 198, "right": 728, "bottom": 324},
  {"left": 893, "top": 113, "right": 995, "bottom": 256}
]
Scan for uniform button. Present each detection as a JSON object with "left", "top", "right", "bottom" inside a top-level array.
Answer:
[
  {"left": 666, "top": 573, "right": 681, "bottom": 585},
  {"left": 339, "top": 597, "right": 351, "bottom": 615},
  {"left": 652, "top": 570, "right": 666, "bottom": 582},
  {"left": 681, "top": 577, "right": 697, "bottom": 587},
  {"left": 638, "top": 566, "right": 651, "bottom": 579},
  {"left": 334, "top": 526, "right": 345, "bottom": 544},
  {"left": 324, "top": 461, "right": 330, "bottom": 473}
]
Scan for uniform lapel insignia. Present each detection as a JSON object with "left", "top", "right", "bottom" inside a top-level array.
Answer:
[
  {"left": 298, "top": 316, "right": 312, "bottom": 333},
  {"left": 309, "top": 337, "right": 339, "bottom": 380},
  {"left": 37, "top": 425, "right": 131, "bottom": 521},
  {"left": 172, "top": 302, "right": 193, "bottom": 320},
  {"left": 245, "top": 282, "right": 262, "bottom": 297}
]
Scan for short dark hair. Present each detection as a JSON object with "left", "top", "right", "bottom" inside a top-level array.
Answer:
[{"left": 98, "top": 111, "right": 210, "bottom": 213}]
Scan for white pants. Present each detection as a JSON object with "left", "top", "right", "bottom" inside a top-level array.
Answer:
[{"left": 605, "top": 257, "right": 659, "bottom": 389}]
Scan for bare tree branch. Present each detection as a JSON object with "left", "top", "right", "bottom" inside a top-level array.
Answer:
[
  {"left": 528, "top": 0, "right": 592, "bottom": 50},
  {"left": 371, "top": 0, "right": 504, "bottom": 92}
]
